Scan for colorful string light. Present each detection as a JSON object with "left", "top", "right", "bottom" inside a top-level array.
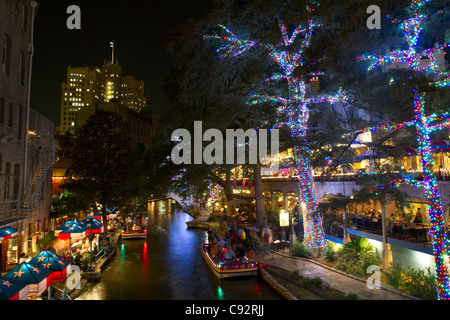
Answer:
[
  {"left": 204, "top": 6, "right": 347, "bottom": 250},
  {"left": 358, "top": 0, "right": 450, "bottom": 299},
  {"left": 358, "top": 0, "right": 449, "bottom": 87}
]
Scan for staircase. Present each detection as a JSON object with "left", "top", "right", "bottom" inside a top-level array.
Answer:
[
  {"left": 21, "top": 147, "right": 55, "bottom": 214},
  {"left": 0, "top": 147, "right": 55, "bottom": 225}
]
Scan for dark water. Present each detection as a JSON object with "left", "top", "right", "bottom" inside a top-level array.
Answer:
[{"left": 78, "top": 200, "right": 280, "bottom": 300}]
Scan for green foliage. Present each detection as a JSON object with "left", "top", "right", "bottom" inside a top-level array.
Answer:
[
  {"left": 36, "top": 231, "right": 56, "bottom": 252},
  {"left": 62, "top": 111, "right": 146, "bottom": 219},
  {"left": 323, "top": 242, "right": 338, "bottom": 262},
  {"left": 344, "top": 293, "right": 362, "bottom": 300},
  {"left": 402, "top": 267, "right": 437, "bottom": 300},
  {"left": 383, "top": 264, "right": 437, "bottom": 300},
  {"left": 80, "top": 253, "right": 91, "bottom": 270},
  {"left": 290, "top": 242, "right": 312, "bottom": 259},
  {"left": 382, "top": 263, "right": 404, "bottom": 289},
  {"left": 303, "top": 276, "right": 325, "bottom": 289},
  {"left": 334, "top": 236, "right": 380, "bottom": 277},
  {"left": 292, "top": 270, "right": 301, "bottom": 281},
  {"left": 192, "top": 210, "right": 201, "bottom": 219}
]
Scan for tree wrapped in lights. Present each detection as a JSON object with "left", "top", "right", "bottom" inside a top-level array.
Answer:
[
  {"left": 204, "top": 6, "right": 349, "bottom": 251},
  {"left": 358, "top": 0, "right": 450, "bottom": 299}
]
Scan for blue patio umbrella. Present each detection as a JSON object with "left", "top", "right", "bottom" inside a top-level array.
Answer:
[
  {"left": 0, "top": 227, "right": 18, "bottom": 241},
  {"left": 73, "top": 219, "right": 86, "bottom": 227},
  {"left": 57, "top": 222, "right": 87, "bottom": 265},
  {"left": 430, "top": 140, "right": 450, "bottom": 152},
  {"left": 83, "top": 216, "right": 103, "bottom": 234},
  {"left": 57, "top": 223, "right": 86, "bottom": 240},
  {"left": 82, "top": 217, "right": 103, "bottom": 270},
  {"left": 54, "top": 220, "right": 76, "bottom": 236},
  {"left": 403, "top": 147, "right": 418, "bottom": 156},
  {"left": 0, "top": 276, "right": 29, "bottom": 300},
  {"left": 106, "top": 207, "right": 117, "bottom": 213},
  {"left": 356, "top": 150, "right": 388, "bottom": 160},
  {"left": 93, "top": 211, "right": 102, "bottom": 220},
  {"left": 3, "top": 262, "right": 53, "bottom": 296},
  {"left": 29, "top": 254, "right": 71, "bottom": 282},
  {"left": 29, "top": 250, "right": 64, "bottom": 264},
  {"left": 57, "top": 221, "right": 75, "bottom": 229}
]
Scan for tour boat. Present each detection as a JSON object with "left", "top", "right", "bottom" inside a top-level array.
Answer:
[
  {"left": 201, "top": 241, "right": 258, "bottom": 278},
  {"left": 122, "top": 217, "right": 148, "bottom": 239},
  {"left": 121, "top": 227, "right": 147, "bottom": 239}
]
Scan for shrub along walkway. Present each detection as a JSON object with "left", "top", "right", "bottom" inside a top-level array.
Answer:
[
  {"left": 186, "top": 210, "right": 417, "bottom": 300},
  {"left": 258, "top": 250, "right": 418, "bottom": 300}
]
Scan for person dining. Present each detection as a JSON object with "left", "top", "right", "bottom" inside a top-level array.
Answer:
[{"left": 413, "top": 208, "right": 424, "bottom": 224}]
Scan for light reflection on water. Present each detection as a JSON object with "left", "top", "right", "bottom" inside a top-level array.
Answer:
[{"left": 78, "top": 200, "right": 280, "bottom": 300}]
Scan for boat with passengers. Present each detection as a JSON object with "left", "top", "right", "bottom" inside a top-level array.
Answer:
[
  {"left": 202, "top": 239, "right": 258, "bottom": 278},
  {"left": 122, "top": 215, "right": 148, "bottom": 239}
]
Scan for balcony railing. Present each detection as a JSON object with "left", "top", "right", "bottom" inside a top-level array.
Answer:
[
  {"left": 261, "top": 169, "right": 450, "bottom": 182},
  {"left": 346, "top": 212, "right": 432, "bottom": 245}
]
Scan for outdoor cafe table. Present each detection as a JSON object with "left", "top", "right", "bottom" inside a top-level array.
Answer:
[{"left": 408, "top": 223, "right": 431, "bottom": 242}]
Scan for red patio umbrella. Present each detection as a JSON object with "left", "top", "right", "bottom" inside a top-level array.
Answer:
[
  {"left": 3, "top": 262, "right": 53, "bottom": 296},
  {"left": 83, "top": 217, "right": 103, "bottom": 234},
  {"left": 430, "top": 140, "right": 450, "bottom": 152},
  {"left": 0, "top": 276, "right": 29, "bottom": 300},
  {"left": 58, "top": 222, "right": 87, "bottom": 265},
  {"left": 29, "top": 250, "right": 71, "bottom": 282},
  {"left": 356, "top": 150, "right": 388, "bottom": 160},
  {"left": 403, "top": 147, "right": 418, "bottom": 156}
]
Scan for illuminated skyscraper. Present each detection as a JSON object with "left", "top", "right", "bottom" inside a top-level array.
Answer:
[{"left": 59, "top": 60, "right": 147, "bottom": 134}]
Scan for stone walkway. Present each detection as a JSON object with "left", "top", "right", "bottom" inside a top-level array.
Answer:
[
  {"left": 187, "top": 210, "right": 418, "bottom": 300},
  {"left": 258, "top": 250, "right": 418, "bottom": 300}
]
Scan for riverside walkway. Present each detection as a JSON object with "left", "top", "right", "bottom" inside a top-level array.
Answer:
[
  {"left": 258, "top": 251, "right": 416, "bottom": 300},
  {"left": 186, "top": 209, "right": 416, "bottom": 300}
]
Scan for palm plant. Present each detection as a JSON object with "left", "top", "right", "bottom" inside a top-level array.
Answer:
[
  {"left": 340, "top": 236, "right": 377, "bottom": 260},
  {"left": 335, "top": 236, "right": 380, "bottom": 277}
]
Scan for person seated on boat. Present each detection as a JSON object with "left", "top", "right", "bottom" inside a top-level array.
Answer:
[
  {"left": 240, "top": 228, "right": 246, "bottom": 245},
  {"left": 224, "top": 248, "right": 235, "bottom": 263},
  {"left": 236, "top": 228, "right": 243, "bottom": 242},
  {"left": 217, "top": 249, "right": 226, "bottom": 264},
  {"left": 207, "top": 228, "right": 217, "bottom": 245},
  {"left": 210, "top": 240, "right": 218, "bottom": 259},
  {"left": 235, "top": 243, "right": 245, "bottom": 262},
  {"left": 230, "top": 229, "right": 238, "bottom": 246},
  {"left": 225, "top": 228, "right": 231, "bottom": 242},
  {"left": 245, "top": 248, "right": 255, "bottom": 261}
]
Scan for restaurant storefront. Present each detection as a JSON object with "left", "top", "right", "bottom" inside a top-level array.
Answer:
[{"left": 0, "top": 226, "right": 19, "bottom": 273}]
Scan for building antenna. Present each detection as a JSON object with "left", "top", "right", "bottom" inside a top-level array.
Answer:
[{"left": 109, "top": 40, "right": 115, "bottom": 64}]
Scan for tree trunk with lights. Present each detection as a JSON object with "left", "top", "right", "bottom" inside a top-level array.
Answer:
[{"left": 204, "top": 11, "right": 347, "bottom": 251}]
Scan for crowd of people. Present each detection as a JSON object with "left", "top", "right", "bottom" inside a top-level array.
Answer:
[
  {"left": 206, "top": 218, "right": 273, "bottom": 264},
  {"left": 353, "top": 209, "right": 382, "bottom": 222},
  {"left": 348, "top": 207, "right": 430, "bottom": 242}
]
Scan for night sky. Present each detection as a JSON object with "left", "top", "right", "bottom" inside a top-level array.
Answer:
[{"left": 30, "top": 0, "right": 213, "bottom": 125}]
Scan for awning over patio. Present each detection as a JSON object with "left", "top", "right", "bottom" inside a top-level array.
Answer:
[
  {"left": 356, "top": 150, "right": 388, "bottom": 160},
  {"left": 430, "top": 140, "right": 450, "bottom": 152},
  {"left": 0, "top": 227, "right": 18, "bottom": 241}
]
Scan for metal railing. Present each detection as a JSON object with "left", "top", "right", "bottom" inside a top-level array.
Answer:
[
  {"left": 94, "top": 250, "right": 107, "bottom": 265},
  {"left": 49, "top": 285, "right": 73, "bottom": 300}
]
